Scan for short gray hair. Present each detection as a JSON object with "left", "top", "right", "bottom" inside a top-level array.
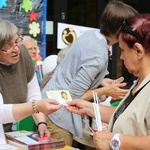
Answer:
[
  {"left": 22, "top": 35, "right": 37, "bottom": 45},
  {"left": 0, "top": 18, "right": 19, "bottom": 49}
]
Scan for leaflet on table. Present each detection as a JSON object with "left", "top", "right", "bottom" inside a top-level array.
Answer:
[
  {"left": 5, "top": 130, "right": 32, "bottom": 138},
  {"left": 46, "top": 90, "right": 72, "bottom": 105}
]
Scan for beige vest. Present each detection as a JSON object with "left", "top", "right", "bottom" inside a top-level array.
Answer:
[{"left": 108, "top": 73, "right": 150, "bottom": 136}]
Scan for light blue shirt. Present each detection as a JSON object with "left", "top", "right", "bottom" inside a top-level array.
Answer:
[{"left": 42, "top": 29, "right": 109, "bottom": 137}]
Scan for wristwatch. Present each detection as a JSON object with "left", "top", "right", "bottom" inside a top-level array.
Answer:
[{"left": 110, "top": 133, "right": 121, "bottom": 150}]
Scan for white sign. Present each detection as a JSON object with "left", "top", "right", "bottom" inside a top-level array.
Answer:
[
  {"left": 57, "top": 22, "right": 96, "bottom": 49},
  {"left": 46, "top": 21, "right": 53, "bottom": 35}
]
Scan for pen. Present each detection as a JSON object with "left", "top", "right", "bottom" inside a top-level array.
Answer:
[{"left": 82, "top": 119, "right": 95, "bottom": 133}]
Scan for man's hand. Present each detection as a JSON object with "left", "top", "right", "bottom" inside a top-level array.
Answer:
[{"left": 100, "top": 77, "right": 124, "bottom": 87}]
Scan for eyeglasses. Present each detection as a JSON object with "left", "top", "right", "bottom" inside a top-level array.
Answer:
[
  {"left": 120, "top": 21, "right": 142, "bottom": 43},
  {"left": 1, "top": 37, "right": 23, "bottom": 53}
]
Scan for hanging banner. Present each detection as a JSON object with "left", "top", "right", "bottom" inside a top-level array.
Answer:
[{"left": 0, "top": 0, "right": 47, "bottom": 58}]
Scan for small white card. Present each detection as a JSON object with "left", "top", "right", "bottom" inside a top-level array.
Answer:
[{"left": 46, "top": 90, "right": 72, "bottom": 105}]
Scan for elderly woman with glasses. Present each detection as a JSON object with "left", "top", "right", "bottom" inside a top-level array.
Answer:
[
  {"left": 65, "top": 13, "right": 150, "bottom": 150},
  {"left": 0, "top": 18, "right": 62, "bottom": 137}
]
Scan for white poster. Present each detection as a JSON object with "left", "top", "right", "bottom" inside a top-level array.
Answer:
[{"left": 57, "top": 22, "right": 96, "bottom": 49}]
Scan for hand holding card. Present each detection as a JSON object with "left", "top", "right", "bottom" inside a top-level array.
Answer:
[{"left": 46, "top": 90, "right": 72, "bottom": 105}]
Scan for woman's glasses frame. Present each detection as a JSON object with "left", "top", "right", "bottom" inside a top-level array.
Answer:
[{"left": 0, "top": 37, "right": 23, "bottom": 53}]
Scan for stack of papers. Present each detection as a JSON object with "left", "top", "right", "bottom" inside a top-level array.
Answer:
[{"left": 6, "top": 130, "right": 66, "bottom": 150}]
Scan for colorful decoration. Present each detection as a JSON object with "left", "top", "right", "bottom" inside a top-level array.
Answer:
[
  {"left": 0, "top": 0, "right": 7, "bottom": 8},
  {"left": 29, "top": 10, "right": 38, "bottom": 21},
  {"left": 0, "top": 0, "right": 46, "bottom": 58},
  {"left": 22, "top": 0, "right": 32, "bottom": 13},
  {"left": 29, "top": 22, "right": 40, "bottom": 37}
]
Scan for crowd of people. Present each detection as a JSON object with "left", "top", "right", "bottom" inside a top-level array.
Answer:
[
  {"left": 1, "top": 1, "right": 150, "bottom": 150},
  {"left": 41, "top": 1, "right": 137, "bottom": 146},
  {"left": 66, "top": 13, "right": 150, "bottom": 150}
]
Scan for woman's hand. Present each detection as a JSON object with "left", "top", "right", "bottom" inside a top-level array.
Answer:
[
  {"left": 100, "top": 77, "right": 124, "bottom": 87},
  {"left": 65, "top": 99, "right": 95, "bottom": 118},
  {"left": 38, "top": 123, "right": 51, "bottom": 138},
  {"left": 36, "top": 98, "right": 63, "bottom": 115},
  {"left": 93, "top": 131, "right": 114, "bottom": 150},
  {"left": 105, "top": 83, "right": 128, "bottom": 100}
]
